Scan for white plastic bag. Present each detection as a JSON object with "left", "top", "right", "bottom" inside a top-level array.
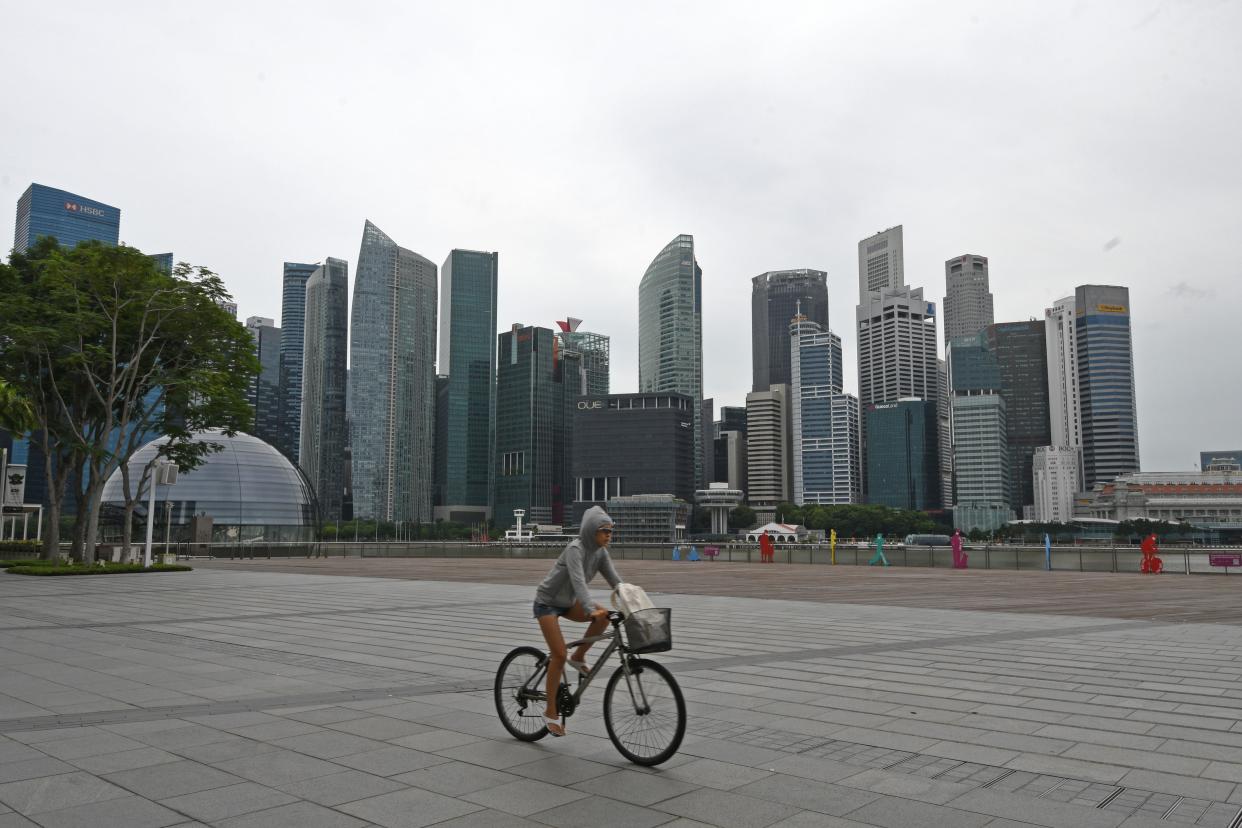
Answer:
[{"left": 610, "top": 583, "right": 655, "bottom": 617}]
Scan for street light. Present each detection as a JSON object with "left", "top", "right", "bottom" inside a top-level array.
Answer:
[{"left": 142, "top": 460, "right": 177, "bottom": 567}]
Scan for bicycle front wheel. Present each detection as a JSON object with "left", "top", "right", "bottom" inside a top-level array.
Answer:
[
  {"left": 603, "top": 658, "right": 686, "bottom": 765},
  {"left": 494, "top": 646, "right": 549, "bottom": 741}
]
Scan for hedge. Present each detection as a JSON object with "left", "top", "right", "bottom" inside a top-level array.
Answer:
[{"left": 6, "top": 563, "right": 193, "bottom": 576}]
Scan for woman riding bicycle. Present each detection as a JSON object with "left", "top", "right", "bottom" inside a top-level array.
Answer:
[{"left": 533, "top": 505, "right": 621, "bottom": 736}]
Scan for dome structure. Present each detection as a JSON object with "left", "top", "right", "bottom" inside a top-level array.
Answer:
[{"left": 100, "top": 431, "right": 318, "bottom": 543}]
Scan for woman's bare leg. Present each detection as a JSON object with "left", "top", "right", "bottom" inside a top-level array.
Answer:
[
  {"left": 565, "top": 603, "right": 609, "bottom": 665},
  {"left": 537, "top": 614, "right": 566, "bottom": 733}
]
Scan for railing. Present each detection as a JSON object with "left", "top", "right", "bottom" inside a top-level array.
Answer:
[{"left": 148, "top": 540, "right": 1242, "bottom": 575}]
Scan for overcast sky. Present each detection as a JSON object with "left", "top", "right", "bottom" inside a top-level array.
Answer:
[{"left": 3, "top": 1, "right": 1239, "bottom": 472}]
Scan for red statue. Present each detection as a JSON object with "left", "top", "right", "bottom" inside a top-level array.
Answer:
[{"left": 1140, "top": 533, "right": 1163, "bottom": 574}]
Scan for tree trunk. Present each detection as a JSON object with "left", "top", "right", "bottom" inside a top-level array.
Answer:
[
  {"left": 69, "top": 465, "right": 86, "bottom": 562},
  {"left": 81, "top": 475, "right": 107, "bottom": 565}
]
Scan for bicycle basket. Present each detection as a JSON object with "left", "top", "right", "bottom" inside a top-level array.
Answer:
[{"left": 623, "top": 607, "right": 672, "bottom": 654}]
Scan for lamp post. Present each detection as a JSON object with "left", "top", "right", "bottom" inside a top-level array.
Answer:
[{"left": 142, "top": 461, "right": 177, "bottom": 567}]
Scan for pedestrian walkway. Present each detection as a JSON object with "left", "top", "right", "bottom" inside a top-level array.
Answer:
[{"left": 0, "top": 566, "right": 1239, "bottom": 827}]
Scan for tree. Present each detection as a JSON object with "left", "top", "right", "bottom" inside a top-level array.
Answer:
[
  {"left": 0, "top": 242, "right": 256, "bottom": 561},
  {"left": 728, "top": 505, "right": 756, "bottom": 531}
]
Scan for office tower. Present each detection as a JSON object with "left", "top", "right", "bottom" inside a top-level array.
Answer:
[
  {"left": 14, "top": 183, "right": 120, "bottom": 252},
  {"left": 495, "top": 325, "right": 558, "bottom": 528},
  {"left": 349, "top": 221, "right": 438, "bottom": 522},
  {"left": 745, "top": 385, "right": 790, "bottom": 516},
  {"left": 857, "top": 226, "right": 904, "bottom": 297},
  {"left": 298, "top": 258, "right": 349, "bottom": 521},
  {"left": 865, "top": 400, "right": 941, "bottom": 510},
  {"left": 216, "top": 300, "right": 238, "bottom": 318},
  {"left": 277, "top": 262, "right": 318, "bottom": 462},
  {"left": 638, "top": 234, "right": 705, "bottom": 488},
  {"left": 1045, "top": 296, "right": 1080, "bottom": 453},
  {"left": 937, "top": 358, "right": 952, "bottom": 507},
  {"left": 713, "top": 407, "right": 748, "bottom": 491},
  {"left": 988, "top": 321, "right": 1051, "bottom": 513},
  {"left": 149, "top": 253, "right": 174, "bottom": 273},
  {"left": 1201, "top": 450, "right": 1242, "bottom": 472},
  {"left": 947, "top": 331, "right": 1010, "bottom": 528},
  {"left": 942, "top": 254, "right": 994, "bottom": 342},
  {"left": 571, "top": 392, "right": 695, "bottom": 525},
  {"left": 1075, "top": 286, "right": 1139, "bottom": 489},
  {"left": 751, "top": 269, "right": 829, "bottom": 392},
  {"left": 439, "top": 249, "right": 499, "bottom": 522},
  {"left": 856, "top": 285, "right": 939, "bottom": 500},
  {"left": 1033, "top": 446, "right": 1079, "bottom": 523},
  {"left": 717, "top": 407, "right": 747, "bottom": 434},
  {"left": 433, "top": 375, "right": 449, "bottom": 512},
  {"left": 555, "top": 318, "right": 610, "bottom": 395},
  {"left": 244, "top": 316, "right": 282, "bottom": 448},
  {"left": 789, "top": 316, "right": 859, "bottom": 505},
  {"left": 554, "top": 348, "right": 583, "bottom": 523}
]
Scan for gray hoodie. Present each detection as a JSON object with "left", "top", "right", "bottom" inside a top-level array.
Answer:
[{"left": 535, "top": 506, "right": 621, "bottom": 611}]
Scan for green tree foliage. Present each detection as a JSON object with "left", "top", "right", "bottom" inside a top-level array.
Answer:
[
  {"left": 796, "top": 504, "right": 937, "bottom": 539},
  {"left": 0, "top": 240, "right": 257, "bottom": 561},
  {"left": 728, "top": 504, "right": 756, "bottom": 530}
]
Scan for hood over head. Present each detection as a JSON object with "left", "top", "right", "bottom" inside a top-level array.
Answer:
[{"left": 579, "top": 506, "right": 614, "bottom": 551}]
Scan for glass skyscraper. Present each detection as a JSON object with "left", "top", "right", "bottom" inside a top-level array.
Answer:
[
  {"left": 299, "top": 258, "right": 349, "bottom": 522},
  {"left": 494, "top": 325, "right": 559, "bottom": 528},
  {"left": 14, "top": 183, "right": 120, "bottom": 252},
  {"left": 556, "top": 318, "right": 610, "bottom": 396},
  {"left": 349, "top": 221, "right": 438, "bottom": 522},
  {"left": 244, "top": 316, "right": 282, "bottom": 450},
  {"left": 278, "top": 262, "right": 319, "bottom": 463},
  {"left": 790, "top": 316, "right": 859, "bottom": 505},
  {"left": 752, "top": 269, "right": 829, "bottom": 392},
  {"left": 638, "top": 234, "right": 704, "bottom": 487},
  {"left": 988, "top": 321, "right": 1051, "bottom": 512},
  {"left": 1075, "top": 285, "right": 1139, "bottom": 489},
  {"left": 865, "top": 399, "right": 941, "bottom": 511},
  {"left": 439, "top": 249, "right": 499, "bottom": 520}
]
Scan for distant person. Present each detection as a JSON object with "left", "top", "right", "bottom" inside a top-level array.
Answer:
[
  {"left": 1140, "top": 532, "right": 1163, "bottom": 574},
  {"left": 951, "top": 530, "right": 967, "bottom": 569},
  {"left": 868, "top": 533, "right": 889, "bottom": 567},
  {"left": 533, "top": 506, "right": 622, "bottom": 736},
  {"left": 759, "top": 530, "right": 774, "bottom": 563}
]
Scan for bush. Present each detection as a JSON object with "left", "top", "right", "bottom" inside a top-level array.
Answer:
[
  {"left": 0, "top": 559, "right": 48, "bottom": 569},
  {"left": 6, "top": 563, "right": 192, "bottom": 576},
  {"left": 0, "top": 541, "right": 41, "bottom": 556}
]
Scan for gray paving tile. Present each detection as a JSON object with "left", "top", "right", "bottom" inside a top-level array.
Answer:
[
  {"left": 390, "top": 729, "right": 486, "bottom": 752},
  {"left": 437, "top": 740, "right": 554, "bottom": 770},
  {"left": 104, "top": 759, "right": 244, "bottom": 799},
  {"left": 0, "top": 772, "right": 130, "bottom": 815},
  {"left": 326, "top": 716, "right": 432, "bottom": 741},
  {"left": 128, "top": 724, "right": 236, "bottom": 751},
  {"left": 0, "top": 814, "right": 37, "bottom": 828},
  {"left": 392, "top": 762, "right": 523, "bottom": 796},
  {"left": 425, "top": 809, "right": 546, "bottom": 828},
  {"left": 1117, "top": 768, "right": 1235, "bottom": 802},
  {"left": 659, "top": 757, "right": 775, "bottom": 790},
  {"left": 659, "top": 788, "right": 802, "bottom": 827},
  {"left": 846, "top": 793, "right": 995, "bottom": 828},
  {"left": 215, "top": 801, "right": 369, "bottom": 828},
  {"left": 214, "top": 750, "right": 345, "bottom": 787},
  {"left": 507, "top": 755, "right": 617, "bottom": 786},
  {"left": 767, "top": 815, "right": 875, "bottom": 828},
  {"left": 461, "top": 777, "right": 588, "bottom": 816},
  {"left": 157, "top": 781, "right": 299, "bottom": 822},
  {"left": 837, "top": 767, "right": 976, "bottom": 805},
  {"left": 333, "top": 745, "right": 449, "bottom": 776},
  {"left": 532, "top": 793, "right": 678, "bottom": 828},
  {"left": 170, "top": 736, "right": 281, "bottom": 764},
  {"left": 949, "top": 789, "right": 1128, "bottom": 828},
  {"left": 65, "top": 747, "right": 180, "bottom": 774},
  {"left": 271, "top": 730, "right": 389, "bottom": 759},
  {"left": 336, "top": 786, "right": 483, "bottom": 827},
  {"left": 24, "top": 795, "right": 183, "bottom": 828},
  {"left": 0, "top": 760, "right": 76, "bottom": 785},
  {"left": 275, "top": 770, "right": 406, "bottom": 806}
]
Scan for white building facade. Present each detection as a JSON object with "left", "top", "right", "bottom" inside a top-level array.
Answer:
[{"left": 1033, "top": 445, "right": 1080, "bottom": 523}]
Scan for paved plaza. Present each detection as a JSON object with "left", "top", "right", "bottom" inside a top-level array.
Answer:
[{"left": 0, "top": 562, "right": 1240, "bottom": 827}]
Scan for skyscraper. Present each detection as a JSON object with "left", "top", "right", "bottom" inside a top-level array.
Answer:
[
  {"left": 14, "top": 183, "right": 120, "bottom": 252},
  {"left": 1075, "top": 286, "right": 1139, "bottom": 489},
  {"left": 865, "top": 400, "right": 941, "bottom": 511},
  {"left": 988, "top": 321, "right": 1051, "bottom": 513},
  {"left": 439, "top": 249, "right": 499, "bottom": 522},
  {"left": 638, "top": 234, "right": 705, "bottom": 487},
  {"left": 349, "top": 221, "right": 438, "bottom": 522},
  {"left": 947, "top": 331, "right": 1010, "bottom": 525},
  {"left": 277, "top": 262, "right": 318, "bottom": 463},
  {"left": 495, "top": 325, "right": 558, "bottom": 528},
  {"left": 942, "top": 254, "right": 994, "bottom": 342},
  {"left": 1033, "top": 446, "right": 1079, "bottom": 523},
  {"left": 745, "top": 385, "right": 789, "bottom": 516},
  {"left": 856, "top": 285, "right": 939, "bottom": 500},
  {"left": 857, "top": 226, "right": 904, "bottom": 297},
  {"left": 244, "top": 316, "right": 282, "bottom": 449},
  {"left": 789, "top": 316, "right": 859, "bottom": 505},
  {"left": 751, "top": 269, "right": 829, "bottom": 392},
  {"left": 299, "top": 258, "right": 349, "bottom": 522},
  {"left": 555, "top": 318, "right": 610, "bottom": 395}
]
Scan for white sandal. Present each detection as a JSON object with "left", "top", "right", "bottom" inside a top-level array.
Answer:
[
  {"left": 544, "top": 714, "right": 565, "bottom": 737},
  {"left": 566, "top": 659, "right": 590, "bottom": 676}
]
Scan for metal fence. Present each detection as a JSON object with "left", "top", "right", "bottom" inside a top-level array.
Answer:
[{"left": 139, "top": 541, "right": 1242, "bottom": 575}]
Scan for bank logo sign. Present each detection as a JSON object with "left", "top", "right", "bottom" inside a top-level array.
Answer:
[{"left": 64, "top": 201, "right": 107, "bottom": 218}]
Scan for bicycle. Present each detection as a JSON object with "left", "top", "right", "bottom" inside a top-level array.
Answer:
[{"left": 494, "top": 608, "right": 686, "bottom": 766}]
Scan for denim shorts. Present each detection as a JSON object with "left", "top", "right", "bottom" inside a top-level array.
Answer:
[{"left": 533, "top": 602, "right": 572, "bottom": 619}]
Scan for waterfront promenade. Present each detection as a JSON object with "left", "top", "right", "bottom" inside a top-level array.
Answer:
[{"left": 0, "top": 560, "right": 1239, "bottom": 827}]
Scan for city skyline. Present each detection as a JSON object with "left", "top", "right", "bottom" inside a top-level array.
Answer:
[{"left": 3, "top": 3, "right": 1239, "bottom": 473}]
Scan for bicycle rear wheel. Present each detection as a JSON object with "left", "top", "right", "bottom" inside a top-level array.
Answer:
[
  {"left": 494, "top": 646, "right": 549, "bottom": 741},
  {"left": 603, "top": 658, "right": 686, "bottom": 765}
]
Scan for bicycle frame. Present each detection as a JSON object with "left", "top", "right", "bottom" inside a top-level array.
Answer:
[{"left": 517, "top": 612, "right": 651, "bottom": 717}]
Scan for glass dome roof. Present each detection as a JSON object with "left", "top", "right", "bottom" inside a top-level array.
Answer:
[{"left": 100, "top": 430, "right": 317, "bottom": 542}]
